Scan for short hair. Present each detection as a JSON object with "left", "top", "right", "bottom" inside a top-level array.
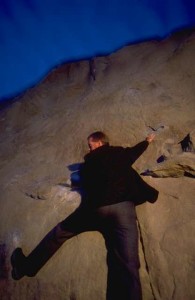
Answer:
[{"left": 87, "top": 131, "right": 109, "bottom": 145}]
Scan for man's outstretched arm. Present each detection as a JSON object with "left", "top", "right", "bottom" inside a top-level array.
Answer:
[{"left": 125, "top": 133, "right": 155, "bottom": 165}]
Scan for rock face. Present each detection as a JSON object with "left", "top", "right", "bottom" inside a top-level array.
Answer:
[{"left": 0, "top": 29, "right": 195, "bottom": 300}]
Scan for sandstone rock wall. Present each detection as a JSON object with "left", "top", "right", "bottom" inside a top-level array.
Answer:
[{"left": 0, "top": 29, "right": 195, "bottom": 299}]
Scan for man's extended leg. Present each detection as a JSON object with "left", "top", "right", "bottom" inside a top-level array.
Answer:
[{"left": 11, "top": 206, "right": 97, "bottom": 280}]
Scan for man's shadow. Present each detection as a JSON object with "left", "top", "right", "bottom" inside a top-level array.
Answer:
[
  {"left": 59, "top": 162, "right": 88, "bottom": 207},
  {"left": 67, "top": 163, "right": 83, "bottom": 189},
  {"left": 59, "top": 163, "right": 83, "bottom": 191}
]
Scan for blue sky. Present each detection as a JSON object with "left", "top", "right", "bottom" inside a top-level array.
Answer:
[{"left": 0, "top": 0, "right": 195, "bottom": 100}]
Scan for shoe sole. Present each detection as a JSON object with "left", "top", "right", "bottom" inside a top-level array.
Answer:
[{"left": 10, "top": 248, "right": 25, "bottom": 280}]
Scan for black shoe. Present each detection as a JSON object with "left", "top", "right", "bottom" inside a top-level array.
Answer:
[{"left": 11, "top": 248, "right": 27, "bottom": 280}]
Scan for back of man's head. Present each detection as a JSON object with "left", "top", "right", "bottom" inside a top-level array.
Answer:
[{"left": 87, "top": 131, "right": 109, "bottom": 145}]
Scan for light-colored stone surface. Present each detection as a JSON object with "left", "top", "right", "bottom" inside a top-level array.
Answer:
[
  {"left": 0, "top": 29, "right": 195, "bottom": 299},
  {"left": 136, "top": 177, "right": 195, "bottom": 300}
]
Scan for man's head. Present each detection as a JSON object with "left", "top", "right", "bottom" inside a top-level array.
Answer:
[{"left": 87, "top": 131, "right": 109, "bottom": 151}]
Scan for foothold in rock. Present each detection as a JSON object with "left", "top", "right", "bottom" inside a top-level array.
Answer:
[
  {"left": 184, "top": 171, "right": 195, "bottom": 178},
  {"left": 147, "top": 125, "right": 165, "bottom": 133},
  {"left": 25, "top": 192, "right": 46, "bottom": 200},
  {"left": 179, "top": 133, "right": 194, "bottom": 152},
  {"left": 140, "top": 169, "right": 153, "bottom": 176},
  {"left": 157, "top": 155, "right": 167, "bottom": 163}
]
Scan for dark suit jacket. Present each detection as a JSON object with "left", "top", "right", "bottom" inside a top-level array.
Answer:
[{"left": 80, "top": 141, "right": 158, "bottom": 207}]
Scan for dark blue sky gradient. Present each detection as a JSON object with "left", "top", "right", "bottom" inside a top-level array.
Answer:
[{"left": 0, "top": 0, "right": 195, "bottom": 100}]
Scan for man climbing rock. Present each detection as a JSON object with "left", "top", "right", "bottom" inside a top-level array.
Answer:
[{"left": 11, "top": 131, "right": 158, "bottom": 300}]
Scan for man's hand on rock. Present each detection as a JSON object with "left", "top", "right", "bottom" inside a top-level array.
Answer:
[{"left": 146, "top": 133, "right": 155, "bottom": 143}]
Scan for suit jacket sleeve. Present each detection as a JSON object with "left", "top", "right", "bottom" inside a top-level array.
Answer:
[{"left": 124, "top": 140, "right": 149, "bottom": 165}]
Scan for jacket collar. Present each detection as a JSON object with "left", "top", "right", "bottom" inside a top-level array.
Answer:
[{"left": 84, "top": 144, "right": 110, "bottom": 161}]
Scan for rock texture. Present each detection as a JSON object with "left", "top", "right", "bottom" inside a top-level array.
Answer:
[{"left": 0, "top": 29, "right": 195, "bottom": 300}]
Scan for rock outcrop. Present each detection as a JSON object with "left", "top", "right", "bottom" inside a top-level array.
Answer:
[{"left": 0, "top": 29, "right": 195, "bottom": 300}]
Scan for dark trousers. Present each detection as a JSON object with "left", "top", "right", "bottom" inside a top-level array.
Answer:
[{"left": 25, "top": 201, "right": 142, "bottom": 300}]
